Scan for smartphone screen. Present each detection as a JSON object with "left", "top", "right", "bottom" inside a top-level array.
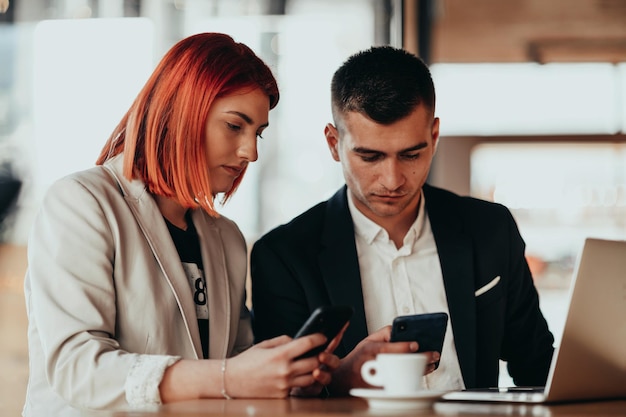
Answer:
[{"left": 293, "top": 305, "right": 354, "bottom": 358}]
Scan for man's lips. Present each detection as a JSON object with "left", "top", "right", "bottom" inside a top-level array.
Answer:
[
  {"left": 372, "top": 193, "right": 406, "bottom": 199},
  {"left": 370, "top": 193, "right": 409, "bottom": 205}
]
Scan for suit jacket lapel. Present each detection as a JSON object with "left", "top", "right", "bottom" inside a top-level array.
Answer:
[
  {"left": 424, "top": 184, "right": 477, "bottom": 387},
  {"left": 318, "top": 187, "right": 369, "bottom": 355}
]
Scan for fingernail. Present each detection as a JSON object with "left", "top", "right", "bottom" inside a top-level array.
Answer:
[{"left": 410, "top": 342, "right": 419, "bottom": 351}]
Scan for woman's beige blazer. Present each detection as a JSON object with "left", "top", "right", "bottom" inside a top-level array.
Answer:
[{"left": 23, "top": 154, "right": 253, "bottom": 416}]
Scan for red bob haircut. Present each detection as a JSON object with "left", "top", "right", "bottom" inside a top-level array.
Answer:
[{"left": 96, "top": 32, "right": 279, "bottom": 217}]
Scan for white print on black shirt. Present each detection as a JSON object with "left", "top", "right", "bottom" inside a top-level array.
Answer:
[{"left": 182, "top": 261, "right": 209, "bottom": 320}]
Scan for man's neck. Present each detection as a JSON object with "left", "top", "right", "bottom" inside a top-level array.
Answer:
[{"left": 348, "top": 191, "right": 422, "bottom": 249}]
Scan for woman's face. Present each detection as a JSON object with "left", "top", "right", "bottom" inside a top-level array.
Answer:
[{"left": 205, "top": 88, "right": 270, "bottom": 195}]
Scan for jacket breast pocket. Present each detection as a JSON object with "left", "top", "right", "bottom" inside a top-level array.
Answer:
[{"left": 475, "top": 275, "right": 504, "bottom": 311}]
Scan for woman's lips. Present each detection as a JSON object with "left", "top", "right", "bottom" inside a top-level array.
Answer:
[{"left": 223, "top": 165, "right": 244, "bottom": 177}]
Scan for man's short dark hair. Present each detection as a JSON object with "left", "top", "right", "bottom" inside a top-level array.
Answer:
[{"left": 330, "top": 46, "right": 435, "bottom": 125}]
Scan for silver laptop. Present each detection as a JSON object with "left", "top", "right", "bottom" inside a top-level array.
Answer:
[{"left": 442, "top": 237, "right": 626, "bottom": 404}]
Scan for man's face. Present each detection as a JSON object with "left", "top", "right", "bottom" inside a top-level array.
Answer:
[{"left": 325, "top": 104, "right": 439, "bottom": 227}]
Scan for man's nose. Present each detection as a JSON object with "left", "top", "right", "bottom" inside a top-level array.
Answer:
[{"left": 378, "top": 159, "right": 405, "bottom": 190}]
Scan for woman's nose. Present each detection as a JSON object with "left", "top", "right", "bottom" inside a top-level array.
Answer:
[{"left": 238, "top": 135, "right": 258, "bottom": 162}]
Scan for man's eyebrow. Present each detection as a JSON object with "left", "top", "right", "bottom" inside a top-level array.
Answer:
[
  {"left": 352, "top": 142, "right": 429, "bottom": 154},
  {"left": 400, "top": 142, "right": 429, "bottom": 153},
  {"left": 225, "top": 111, "right": 269, "bottom": 128},
  {"left": 352, "top": 146, "right": 381, "bottom": 154}
]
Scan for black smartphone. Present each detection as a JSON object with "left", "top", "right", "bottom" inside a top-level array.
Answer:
[
  {"left": 293, "top": 305, "right": 354, "bottom": 358},
  {"left": 390, "top": 312, "right": 448, "bottom": 368}
]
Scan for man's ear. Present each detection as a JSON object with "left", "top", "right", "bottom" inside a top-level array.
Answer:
[
  {"left": 432, "top": 117, "right": 440, "bottom": 154},
  {"left": 324, "top": 123, "right": 341, "bottom": 162}
]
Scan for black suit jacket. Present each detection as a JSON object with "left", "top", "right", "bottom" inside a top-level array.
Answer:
[{"left": 250, "top": 184, "right": 554, "bottom": 389}]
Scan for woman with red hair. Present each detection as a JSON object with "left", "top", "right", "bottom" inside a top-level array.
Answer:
[{"left": 23, "top": 33, "right": 340, "bottom": 416}]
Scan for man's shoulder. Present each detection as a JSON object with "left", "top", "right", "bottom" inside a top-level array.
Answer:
[
  {"left": 425, "top": 183, "right": 510, "bottom": 214},
  {"left": 424, "top": 184, "right": 517, "bottom": 235},
  {"left": 258, "top": 200, "right": 329, "bottom": 243},
  {"left": 255, "top": 187, "right": 346, "bottom": 246}
]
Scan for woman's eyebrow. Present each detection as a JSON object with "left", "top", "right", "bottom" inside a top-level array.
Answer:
[{"left": 225, "top": 110, "right": 269, "bottom": 128}]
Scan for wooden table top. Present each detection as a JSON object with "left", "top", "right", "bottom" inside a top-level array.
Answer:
[{"left": 99, "top": 397, "right": 626, "bottom": 417}]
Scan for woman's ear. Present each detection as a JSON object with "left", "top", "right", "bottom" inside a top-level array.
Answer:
[{"left": 324, "top": 123, "right": 341, "bottom": 161}]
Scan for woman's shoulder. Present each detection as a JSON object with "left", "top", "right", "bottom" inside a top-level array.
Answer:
[{"left": 45, "top": 165, "right": 118, "bottom": 198}]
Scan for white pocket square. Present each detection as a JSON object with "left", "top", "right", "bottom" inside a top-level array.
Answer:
[{"left": 474, "top": 276, "right": 501, "bottom": 297}]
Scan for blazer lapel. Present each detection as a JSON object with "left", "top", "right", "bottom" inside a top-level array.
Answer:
[
  {"left": 103, "top": 157, "right": 203, "bottom": 358},
  {"left": 424, "top": 184, "right": 477, "bottom": 387},
  {"left": 192, "top": 211, "right": 231, "bottom": 359},
  {"left": 318, "top": 187, "right": 368, "bottom": 355}
]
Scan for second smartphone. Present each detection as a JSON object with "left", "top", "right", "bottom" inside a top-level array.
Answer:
[{"left": 389, "top": 311, "right": 448, "bottom": 368}]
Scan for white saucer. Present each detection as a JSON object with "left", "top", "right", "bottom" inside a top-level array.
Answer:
[{"left": 350, "top": 388, "right": 447, "bottom": 410}]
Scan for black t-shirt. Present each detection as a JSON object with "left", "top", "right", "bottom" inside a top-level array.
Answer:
[{"left": 164, "top": 212, "right": 209, "bottom": 359}]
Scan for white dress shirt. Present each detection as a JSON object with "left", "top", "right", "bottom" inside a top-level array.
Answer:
[{"left": 348, "top": 191, "right": 465, "bottom": 390}]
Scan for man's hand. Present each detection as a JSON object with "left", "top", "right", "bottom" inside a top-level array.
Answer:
[
  {"left": 325, "top": 326, "right": 443, "bottom": 396},
  {"left": 326, "top": 326, "right": 418, "bottom": 396}
]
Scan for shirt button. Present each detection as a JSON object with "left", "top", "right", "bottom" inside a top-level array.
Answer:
[{"left": 402, "top": 306, "right": 410, "bottom": 313}]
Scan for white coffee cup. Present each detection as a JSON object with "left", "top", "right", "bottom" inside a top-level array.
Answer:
[{"left": 361, "top": 353, "right": 427, "bottom": 395}]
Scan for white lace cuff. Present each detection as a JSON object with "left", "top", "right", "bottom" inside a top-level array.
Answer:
[{"left": 125, "top": 355, "right": 181, "bottom": 408}]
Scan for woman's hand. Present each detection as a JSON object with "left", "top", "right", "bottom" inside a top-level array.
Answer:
[
  {"left": 290, "top": 322, "right": 349, "bottom": 397},
  {"left": 225, "top": 333, "right": 328, "bottom": 398}
]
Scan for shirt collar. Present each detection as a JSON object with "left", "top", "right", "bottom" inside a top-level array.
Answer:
[{"left": 347, "top": 189, "right": 426, "bottom": 247}]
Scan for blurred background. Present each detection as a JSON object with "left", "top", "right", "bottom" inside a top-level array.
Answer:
[{"left": 1, "top": 0, "right": 626, "bottom": 414}]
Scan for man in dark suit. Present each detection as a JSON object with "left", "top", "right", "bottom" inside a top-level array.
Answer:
[{"left": 250, "top": 46, "right": 554, "bottom": 396}]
